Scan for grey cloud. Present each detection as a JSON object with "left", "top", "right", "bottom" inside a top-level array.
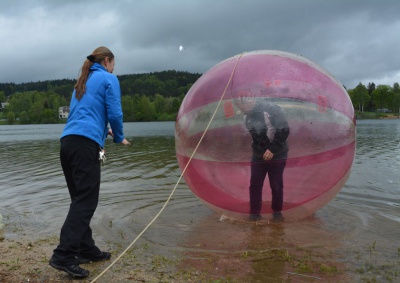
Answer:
[{"left": 1, "top": 0, "right": 399, "bottom": 89}]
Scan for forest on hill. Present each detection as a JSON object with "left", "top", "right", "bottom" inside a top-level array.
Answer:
[{"left": 0, "top": 70, "right": 201, "bottom": 124}]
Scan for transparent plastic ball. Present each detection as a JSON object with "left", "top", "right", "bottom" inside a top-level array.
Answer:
[{"left": 175, "top": 50, "right": 355, "bottom": 221}]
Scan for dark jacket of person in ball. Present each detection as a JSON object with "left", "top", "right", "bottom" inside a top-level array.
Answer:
[{"left": 244, "top": 101, "right": 289, "bottom": 160}]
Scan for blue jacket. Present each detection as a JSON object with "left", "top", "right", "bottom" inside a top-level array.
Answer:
[{"left": 61, "top": 63, "right": 124, "bottom": 147}]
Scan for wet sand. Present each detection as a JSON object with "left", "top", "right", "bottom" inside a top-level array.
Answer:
[{"left": 1, "top": 197, "right": 399, "bottom": 283}]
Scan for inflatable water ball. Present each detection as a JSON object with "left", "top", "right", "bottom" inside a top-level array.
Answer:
[{"left": 175, "top": 50, "right": 355, "bottom": 221}]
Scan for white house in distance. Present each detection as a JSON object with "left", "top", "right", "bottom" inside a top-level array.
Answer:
[
  {"left": 59, "top": 106, "right": 70, "bottom": 119},
  {"left": 0, "top": 102, "right": 9, "bottom": 112}
]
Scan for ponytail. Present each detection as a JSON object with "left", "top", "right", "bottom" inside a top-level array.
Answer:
[{"left": 74, "top": 46, "right": 114, "bottom": 100}]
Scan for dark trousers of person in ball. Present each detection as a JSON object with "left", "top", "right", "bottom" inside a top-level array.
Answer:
[
  {"left": 249, "top": 153, "right": 287, "bottom": 219},
  {"left": 51, "top": 135, "right": 102, "bottom": 264}
]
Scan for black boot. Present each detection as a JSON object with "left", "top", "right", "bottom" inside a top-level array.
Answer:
[{"left": 49, "top": 259, "right": 90, "bottom": 278}]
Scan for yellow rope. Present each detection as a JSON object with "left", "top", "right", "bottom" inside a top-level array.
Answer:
[{"left": 89, "top": 53, "right": 243, "bottom": 283}]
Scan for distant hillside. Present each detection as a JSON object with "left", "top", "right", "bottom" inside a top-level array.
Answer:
[
  {"left": 0, "top": 70, "right": 203, "bottom": 124},
  {"left": 0, "top": 70, "right": 202, "bottom": 98}
]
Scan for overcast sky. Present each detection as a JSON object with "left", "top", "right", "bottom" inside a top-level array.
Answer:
[{"left": 1, "top": 0, "right": 399, "bottom": 89}]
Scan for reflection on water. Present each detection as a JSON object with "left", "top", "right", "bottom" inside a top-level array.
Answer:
[{"left": 0, "top": 120, "right": 400, "bottom": 282}]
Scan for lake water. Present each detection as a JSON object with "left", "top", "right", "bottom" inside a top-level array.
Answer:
[{"left": 0, "top": 120, "right": 399, "bottom": 282}]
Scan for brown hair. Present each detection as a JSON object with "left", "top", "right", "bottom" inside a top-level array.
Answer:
[{"left": 74, "top": 46, "right": 114, "bottom": 100}]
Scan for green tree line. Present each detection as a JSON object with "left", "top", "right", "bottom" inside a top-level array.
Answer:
[
  {"left": 1, "top": 72, "right": 399, "bottom": 125},
  {"left": 348, "top": 82, "right": 400, "bottom": 114},
  {"left": 0, "top": 70, "right": 201, "bottom": 124}
]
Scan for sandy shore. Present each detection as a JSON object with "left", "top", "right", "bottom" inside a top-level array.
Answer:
[
  {"left": 0, "top": 223, "right": 353, "bottom": 283},
  {"left": 1, "top": 204, "right": 399, "bottom": 283},
  {"left": 0, "top": 231, "right": 185, "bottom": 283}
]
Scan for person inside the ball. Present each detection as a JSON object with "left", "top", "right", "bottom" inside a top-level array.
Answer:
[{"left": 235, "top": 92, "right": 290, "bottom": 222}]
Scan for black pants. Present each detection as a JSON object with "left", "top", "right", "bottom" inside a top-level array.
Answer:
[
  {"left": 51, "top": 135, "right": 101, "bottom": 265},
  {"left": 249, "top": 157, "right": 286, "bottom": 214}
]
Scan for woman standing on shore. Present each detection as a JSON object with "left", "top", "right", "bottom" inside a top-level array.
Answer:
[{"left": 49, "top": 46, "right": 130, "bottom": 278}]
